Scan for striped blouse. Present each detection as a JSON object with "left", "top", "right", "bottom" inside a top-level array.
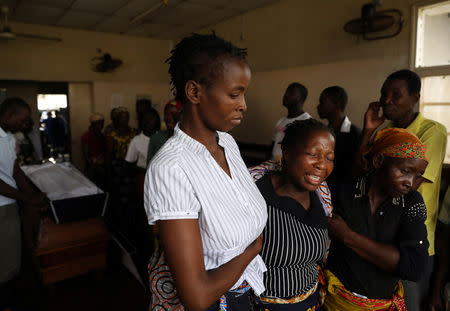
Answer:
[
  {"left": 144, "top": 124, "right": 268, "bottom": 294},
  {"left": 256, "top": 174, "right": 328, "bottom": 299}
]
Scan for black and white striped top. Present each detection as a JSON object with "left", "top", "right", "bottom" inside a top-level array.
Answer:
[
  {"left": 144, "top": 124, "right": 268, "bottom": 295},
  {"left": 256, "top": 174, "right": 328, "bottom": 299}
]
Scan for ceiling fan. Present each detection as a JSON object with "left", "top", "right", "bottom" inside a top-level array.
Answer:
[
  {"left": 344, "top": 1, "right": 403, "bottom": 40},
  {"left": 91, "top": 52, "right": 123, "bottom": 73},
  {"left": 0, "top": 5, "right": 62, "bottom": 42}
]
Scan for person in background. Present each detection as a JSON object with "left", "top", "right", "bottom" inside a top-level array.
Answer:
[
  {"left": 81, "top": 113, "right": 106, "bottom": 188},
  {"left": 104, "top": 107, "right": 119, "bottom": 136},
  {"left": 124, "top": 107, "right": 161, "bottom": 284},
  {"left": 317, "top": 86, "right": 361, "bottom": 186},
  {"left": 146, "top": 99, "right": 182, "bottom": 166},
  {"left": 270, "top": 83, "right": 311, "bottom": 161},
  {"left": 325, "top": 128, "right": 430, "bottom": 310},
  {"left": 14, "top": 119, "right": 39, "bottom": 166},
  {"left": 428, "top": 186, "right": 449, "bottom": 311},
  {"left": 256, "top": 119, "right": 335, "bottom": 310},
  {"left": 145, "top": 33, "right": 267, "bottom": 311},
  {"left": 356, "top": 69, "right": 447, "bottom": 311},
  {"left": 0, "top": 97, "right": 47, "bottom": 310},
  {"left": 48, "top": 110, "right": 68, "bottom": 154},
  {"left": 136, "top": 99, "right": 153, "bottom": 131},
  {"left": 106, "top": 107, "right": 137, "bottom": 163},
  {"left": 126, "top": 107, "right": 160, "bottom": 171},
  {"left": 126, "top": 107, "right": 160, "bottom": 202}
]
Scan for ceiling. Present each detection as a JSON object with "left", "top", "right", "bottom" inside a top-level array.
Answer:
[{"left": 1, "top": 0, "right": 278, "bottom": 39}]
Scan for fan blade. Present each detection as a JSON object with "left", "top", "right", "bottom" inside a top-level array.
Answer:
[
  {"left": 15, "top": 32, "right": 62, "bottom": 42},
  {"left": 344, "top": 14, "right": 394, "bottom": 34}
]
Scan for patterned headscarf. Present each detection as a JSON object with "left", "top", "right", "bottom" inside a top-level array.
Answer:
[{"left": 365, "top": 128, "right": 428, "bottom": 164}]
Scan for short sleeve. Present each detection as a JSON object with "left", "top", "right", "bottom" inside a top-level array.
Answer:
[
  {"left": 395, "top": 191, "right": 429, "bottom": 281},
  {"left": 125, "top": 138, "right": 138, "bottom": 163},
  {"left": 421, "top": 124, "right": 447, "bottom": 183},
  {"left": 144, "top": 162, "right": 200, "bottom": 225}
]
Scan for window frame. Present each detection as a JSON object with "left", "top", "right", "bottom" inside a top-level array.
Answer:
[
  {"left": 410, "top": 0, "right": 450, "bottom": 164},
  {"left": 410, "top": 0, "right": 450, "bottom": 77}
]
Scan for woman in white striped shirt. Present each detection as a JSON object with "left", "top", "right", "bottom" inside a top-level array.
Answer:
[{"left": 144, "top": 33, "right": 267, "bottom": 311}]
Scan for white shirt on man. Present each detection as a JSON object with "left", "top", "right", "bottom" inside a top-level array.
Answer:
[
  {"left": 144, "top": 124, "right": 268, "bottom": 294},
  {"left": 125, "top": 132, "right": 150, "bottom": 169},
  {"left": 339, "top": 116, "right": 352, "bottom": 133},
  {"left": 271, "top": 112, "right": 312, "bottom": 159},
  {"left": 0, "top": 126, "right": 18, "bottom": 206}
]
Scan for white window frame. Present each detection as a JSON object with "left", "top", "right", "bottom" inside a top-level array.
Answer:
[
  {"left": 410, "top": 0, "right": 450, "bottom": 76},
  {"left": 411, "top": 0, "right": 450, "bottom": 164}
]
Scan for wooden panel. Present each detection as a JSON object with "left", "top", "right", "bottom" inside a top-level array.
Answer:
[
  {"left": 37, "top": 216, "right": 109, "bottom": 253},
  {"left": 38, "top": 240, "right": 108, "bottom": 268},
  {"left": 34, "top": 215, "right": 111, "bottom": 285},
  {"left": 40, "top": 253, "right": 107, "bottom": 285}
]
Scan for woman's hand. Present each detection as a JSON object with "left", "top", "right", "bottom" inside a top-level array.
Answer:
[{"left": 328, "top": 214, "right": 353, "bottom": 242}]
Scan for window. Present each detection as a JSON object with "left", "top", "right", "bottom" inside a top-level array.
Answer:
[
  {"left": 412, "top": 0, "right": 450, "bottom": 163},
  {"left": 421, "top": 75, "right": 450, "bottom": 163},
  {"left": 37, "top": 94, "right": 67, "bottom": 111}
]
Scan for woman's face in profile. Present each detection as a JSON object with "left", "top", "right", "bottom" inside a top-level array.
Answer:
[
  {"left": 284, "top": 130, "right": 335, "bottom": 192},
  {"left": 197, "top": 58, "right": 251, "bottom": 133},
  {"left": 376, "top": 156, "right": 428, "bottom": 198}
]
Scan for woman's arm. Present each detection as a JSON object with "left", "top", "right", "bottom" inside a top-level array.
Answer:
[
  {"left": 328, "top": 214, "right": 400, "bottom": 272},
  {"left": 159, "top": 219, "right": 262, "bottom": 311}
]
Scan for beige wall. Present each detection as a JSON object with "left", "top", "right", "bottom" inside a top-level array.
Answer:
[
  {"left": 0, "top": 22, "right": 173, "bottom": 165},
  {"left": 201, "top": 0, "right": 413, "bottom": 144},
  {"left": 92, "top": 81, "right": 172, "bottom": 128},
  {"left": 0, "top": 22, "right": 170, "bottom": 83},
  {"left": 69, "top": 83, "right": 93, "bottom": 170},
  {"left": 2, "top": 0, "right": 418, "bottom": 148},
  {"left": 230, "top": 56, "right": 408, "bottom": 144},
  {"left": 199, "top": 0, "right": 412, "bottom": 72}
]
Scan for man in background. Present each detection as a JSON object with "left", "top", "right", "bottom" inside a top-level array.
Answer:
[
  {"left": 271, "top": 82, "right": 311, "bottom": 160},
  {"left": 317, "top": 86, "right": 361, "bottom": 186},
  {"left": 0, "top": 97, "right": 47, "bottom": 310},
  {"left": 358, "top": 70, "right": 447, "bottom": 311}
]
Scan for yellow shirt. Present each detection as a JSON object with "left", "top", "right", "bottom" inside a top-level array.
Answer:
[{"left": 387, "top": 113, "right": 447, "bottom": 255}]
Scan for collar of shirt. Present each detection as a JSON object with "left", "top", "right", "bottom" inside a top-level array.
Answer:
[
  {"left": 0, "top": 126, "right": 7, "bottom": 138},
  {"left": 287, "top": 111, "right": 312, "bottom": 121},
  {"left": 385, "top": 112, "right": 424, "bottom": 132},
  {"left": 339, "top": 116, "right": 352, "bottom": 133},
  {"left": 405, "top": 112, "right": 425, "bottom": 133},
  {"left": 173, "top": 123, "right": 227, "bottom": 156},
  {"left": 355, "top": 176, "right": 405, "bottom": 207}
]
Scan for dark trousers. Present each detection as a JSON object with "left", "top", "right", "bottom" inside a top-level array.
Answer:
[{"left": 205, "top": 291, "right": 254, "bottom": 311}]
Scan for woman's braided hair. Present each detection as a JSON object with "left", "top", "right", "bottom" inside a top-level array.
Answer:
[{"left": 166, "top": 33, "right": 247, "bottom": 105}]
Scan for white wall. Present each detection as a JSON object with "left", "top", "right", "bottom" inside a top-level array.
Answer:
[
  {"left": 0, "top": 22, "right": 170, "bottom": 83},
  {"left": 201, "top": 0, "right": 414, "bottom": 144}
]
